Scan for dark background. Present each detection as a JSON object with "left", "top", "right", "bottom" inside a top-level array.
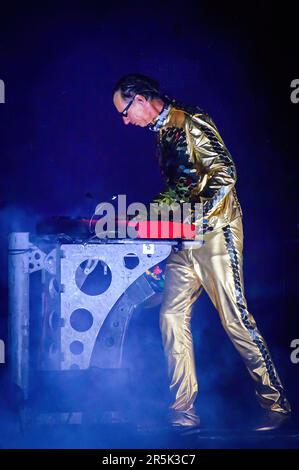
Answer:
[{"left": 0, "top": 0, "right": 298, "bottom": 434}]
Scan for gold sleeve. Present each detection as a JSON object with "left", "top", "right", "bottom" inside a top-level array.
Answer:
[{"left": 186, "top": 113, "right": 237, "bottom": 219}]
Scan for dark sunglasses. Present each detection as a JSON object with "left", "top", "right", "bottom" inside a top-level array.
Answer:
[{"left": 120, "top": 96, "right": 136, "bottom": 117}]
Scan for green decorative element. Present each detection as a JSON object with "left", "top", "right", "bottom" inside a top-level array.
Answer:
[{"left": 153, "top": 178, "right": 192, "bottom": 205}]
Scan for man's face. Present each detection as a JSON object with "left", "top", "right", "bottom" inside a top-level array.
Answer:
[{"left": 113, "top": 90, "right": 153, "bottom": 127}]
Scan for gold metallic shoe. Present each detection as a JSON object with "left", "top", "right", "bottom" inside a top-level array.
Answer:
[
  {"left": 168, "top": 407, "right": 200, "bottom": 428},
  {"left": 254, "top": 410, "right": 291, "bottom": 432}
]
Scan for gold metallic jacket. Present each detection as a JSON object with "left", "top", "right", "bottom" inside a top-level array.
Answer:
[{"left": 154, "top": 103, "right": 243, "bottom": 232}]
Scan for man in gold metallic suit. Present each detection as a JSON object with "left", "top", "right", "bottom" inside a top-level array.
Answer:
[{"left": 113, "top": 74, "right": 291, "bottom": 430}]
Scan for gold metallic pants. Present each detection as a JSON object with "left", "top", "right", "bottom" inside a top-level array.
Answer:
[{"left": 160, "top": 216, "right": 291, "bottom": 425}]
